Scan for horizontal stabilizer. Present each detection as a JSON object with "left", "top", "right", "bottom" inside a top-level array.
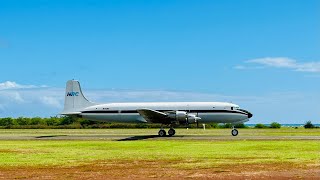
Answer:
[{"left": 61, "top": 111, "right": 81, "bottom": 115}]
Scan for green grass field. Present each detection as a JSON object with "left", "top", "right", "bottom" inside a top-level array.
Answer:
[
  {"left": 0, "top": 128, "right": 319, "bottom": 179},
  {"left": 0, "top": 140, "right": 319, "bottom": 167}
]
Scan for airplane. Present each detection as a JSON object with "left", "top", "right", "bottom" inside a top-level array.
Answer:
[{"left": 61, "top": 80, "right": 253, "bottom": 137}]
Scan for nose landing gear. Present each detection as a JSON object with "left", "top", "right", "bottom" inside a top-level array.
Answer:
[{"left": 231, "top": 126, "right": 239, "bottom": 136}]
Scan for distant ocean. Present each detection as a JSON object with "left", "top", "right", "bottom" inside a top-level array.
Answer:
[{"left": 245, "top": 124, "right": 320, "bottom": 127}]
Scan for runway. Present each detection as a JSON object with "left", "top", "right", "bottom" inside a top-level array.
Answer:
[
  {"left": 0, "top": 134, "right": 319, "bottom": 141},
  {"left": 1, "top": 128, "right": 319, "bottom": 141}
]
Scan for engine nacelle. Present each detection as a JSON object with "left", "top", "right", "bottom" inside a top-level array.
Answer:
[
  {"left": 167, "top": 111, "right": 201, "bottom": 125},
  {"left": 187, "top": 114, "right": 199, "bottom": 123},
  {"left": 167, "top": 111, "right": 187, "bottom": 123},
  {"left": 187, "top": 114, "right": 201, "bottom": 125}
]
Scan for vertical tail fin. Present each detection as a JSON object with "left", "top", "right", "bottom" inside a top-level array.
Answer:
[{"left": 61, "top": 80, "right": 94, "bottom": 115}]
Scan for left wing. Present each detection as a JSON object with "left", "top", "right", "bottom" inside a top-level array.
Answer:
[{"left": 137, "top": 108, "right": 169, "bottom": 123}]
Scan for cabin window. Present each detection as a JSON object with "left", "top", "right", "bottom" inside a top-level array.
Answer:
[{"left": 231, "top": 107, "right": 234, "bottom": 110}]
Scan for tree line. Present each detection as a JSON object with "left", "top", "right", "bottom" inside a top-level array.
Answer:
[{"left": 0, "top": 116, "right": 317, "bottom": 129}]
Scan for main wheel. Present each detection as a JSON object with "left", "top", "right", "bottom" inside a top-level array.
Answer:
[
  {"left": 168, "top": 129, "right": 176, "bottom": 136},
  {"left": 231, "top": 129, "right": 238, "bottom": 136},
  {"left": 158, "top": 130, "right": 166, "bottom": 137}
]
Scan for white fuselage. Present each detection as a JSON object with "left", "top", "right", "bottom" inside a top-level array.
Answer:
[
  {"left": 61, "top": 80, "right": 252, "bottom": 127},
  {"left": 80, "top": 102, "right": 251, "bottom": 124}
]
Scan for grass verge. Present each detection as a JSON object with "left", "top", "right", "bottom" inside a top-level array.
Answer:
[{"left": 0, "top": 140, "right": 319, "bottom": 168}]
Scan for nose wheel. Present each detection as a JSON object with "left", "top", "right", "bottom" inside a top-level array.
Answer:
[{"left": 231, "top": 129, "right": 238, "bottom": 136}]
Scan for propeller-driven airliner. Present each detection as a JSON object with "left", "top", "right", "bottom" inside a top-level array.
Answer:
[{"left": 61, "top": 80, "right": 252, "bottom": 136}]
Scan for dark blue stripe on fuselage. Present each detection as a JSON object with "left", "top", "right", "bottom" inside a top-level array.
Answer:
[{"left": 81, "top": 110, "right": 248, "bottom": 115}]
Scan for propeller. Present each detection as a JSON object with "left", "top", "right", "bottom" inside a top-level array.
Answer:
[
  {"left": 186, "top": 112, "right": 201, "bottom": 128},
  {"left": 196, "top": 112, "right": 199, "bottom": 128},
  {"left": 185, "top": 115, "right": 189, "bottom": 128}
]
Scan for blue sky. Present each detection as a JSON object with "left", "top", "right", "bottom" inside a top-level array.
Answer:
[{"left": 0, "top": 0, "right": 319, "bottom": 123}]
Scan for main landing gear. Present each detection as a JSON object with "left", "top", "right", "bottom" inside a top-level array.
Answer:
[
  {"left": 231, "top": 126, "right": 239, "bottom": 136},
  {"left": 158, "top": 128, "right": 176, "bottom": 137},
  {"left": 158, "top": 129, "right": 166, "bottom": 137},
  {"left": 158, "top": 126, "right": 239, "bottom": 137},
  {"left": 168, "top": 128, "right": 176, "bottom": 137}
]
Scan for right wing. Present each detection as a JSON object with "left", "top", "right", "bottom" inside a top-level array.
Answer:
[{"left": 137, "top": 108, "right": 169, "bottom": 123}]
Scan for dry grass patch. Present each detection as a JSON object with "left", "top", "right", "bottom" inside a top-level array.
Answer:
[{"left": 0, "top": 160, "right": 319, "bottom": 180}]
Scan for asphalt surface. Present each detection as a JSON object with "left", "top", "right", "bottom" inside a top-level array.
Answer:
[{"left": 0, "top": 134, "right": 319, "bottom": 141}]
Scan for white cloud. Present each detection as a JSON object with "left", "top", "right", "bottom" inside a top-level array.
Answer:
[
  {"left": 0, "top": 81, "right": 62, "bottom": 117},
  {"left": 294, "top": 62, "right": 320, "bottom": 72},
  {"left": 0, "top": 91, "right": 25, "bottom": 103},
  {"left": 10, "top": 92, "right": 24, "bottom": 103},
  {"left": 233, "top": 57, "right": 320, "bottom": 73},
  {"left": 236, "top": 57, "right": 320, "bottom": 73},
  {"left": 233, "top": 65, "right": 264, "bottom": 70},
  {"left": 40, "top": 96, "right": 62, "bottom": 108},
  {"left": 247, "top": 57, "right": 297, "bottom": 68},
  {"left": 0, "top": 81, "right": 37, "bottom": 90}
]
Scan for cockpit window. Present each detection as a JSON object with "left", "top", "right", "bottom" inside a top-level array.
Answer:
[
  {"left": 239, "top": 109, "right": 249, "bottom": 114},
  {"left": 231, "top": 106, "right": 240, "bottom": 110}
]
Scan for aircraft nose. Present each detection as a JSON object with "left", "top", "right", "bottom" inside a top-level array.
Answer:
[{"left": 238, "top": 109, "right": 253, "bottom": 118}]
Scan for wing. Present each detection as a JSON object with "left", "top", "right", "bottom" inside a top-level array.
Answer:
[{"left": 137, "top": 108, "right": 169, "bottom": 123}]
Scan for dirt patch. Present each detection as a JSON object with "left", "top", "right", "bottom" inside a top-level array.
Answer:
[
  {"left": 0, "top": 160, "right": 319, "bottom": 180},
  {"left": 0, "top": 149, "right": 17, "bottom": 153},
  {"left": 0, "top": 149, "right": 36, "bottom": 154}
]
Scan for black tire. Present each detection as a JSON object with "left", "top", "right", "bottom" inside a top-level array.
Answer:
[
  {"left": 168, "top": 129, "right": 176, "bottom": 136},
  {"left": 231, "top": 129, "right": 238, "bottom": 136},
  {"left": 158, "top": 130, "right": 166, "bottom": 137}
]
